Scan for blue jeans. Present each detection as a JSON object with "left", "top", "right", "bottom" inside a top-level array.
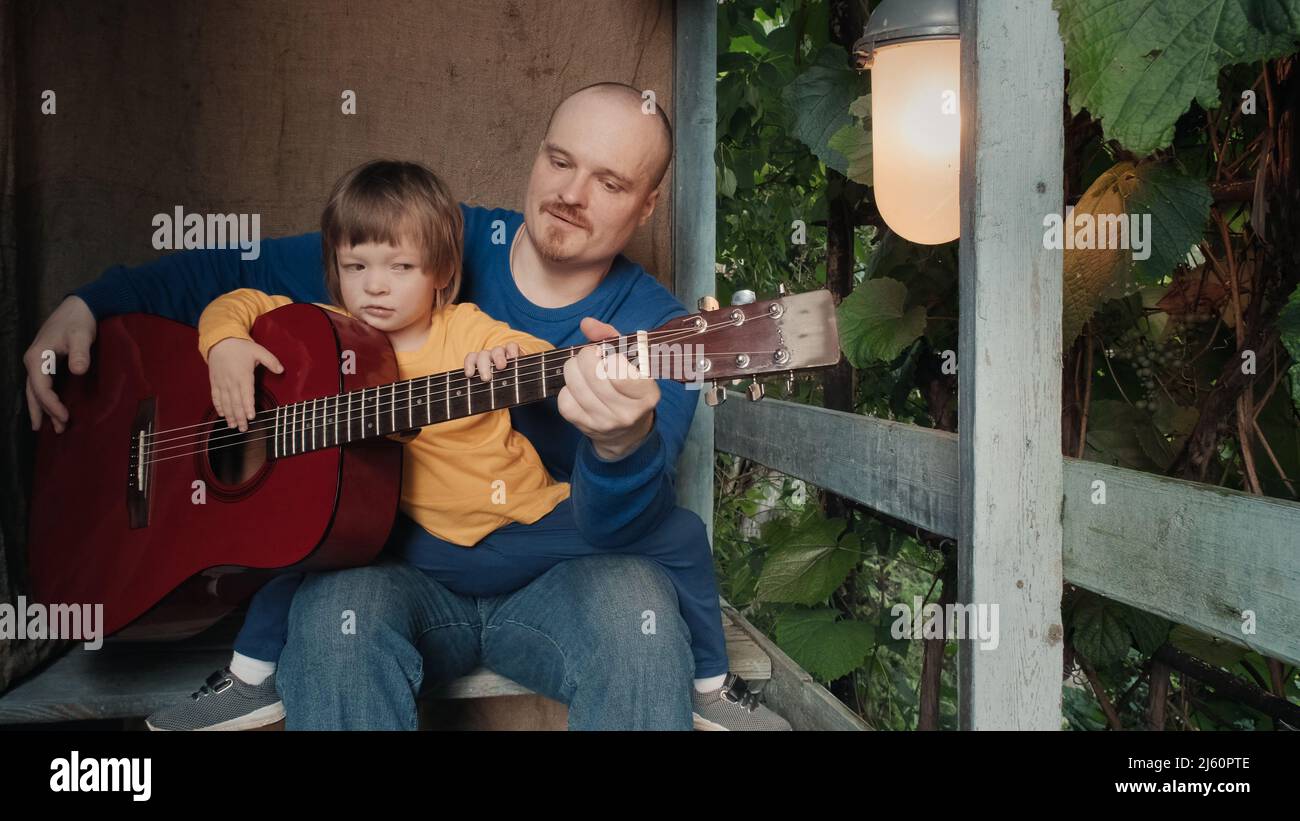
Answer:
[
  {"left": 274, "top": 555, "right": 693, "bottom": 729},
  {"left": 234, "top": 502, "right": 722, "bottom": 729},
  {"left": 236, "top": 501, "right": 728, "bottom": 679}
]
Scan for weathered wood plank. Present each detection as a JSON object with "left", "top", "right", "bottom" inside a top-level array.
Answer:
[
  {"left": 714, "top": 401, "right": 1300, "bottom": 671},
  {"left": 957, "top": 0, "right": 1066, "bottom": 730},
  {"left": 720, "top": 601, "right": 869, "bottom": 731},
  {"left": 714, "top": 394, "right": 960, "bottom": 537},
  {"left": 672, "top": 0, "right": 717, "bottom": 541},
  {"left": 1063, "top": 459, "right": 1300, "bottom": 667}
]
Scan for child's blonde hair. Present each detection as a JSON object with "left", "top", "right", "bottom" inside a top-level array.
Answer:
[{"left": 321, "top": 160, "right": 463, "bottom": 311}]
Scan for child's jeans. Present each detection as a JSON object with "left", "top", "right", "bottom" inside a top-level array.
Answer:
[{"left": 233, "top": 499, "right": 729, "bottom": 678}]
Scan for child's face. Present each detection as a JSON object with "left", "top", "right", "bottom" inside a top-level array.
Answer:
[{"left": 336, "top": 237, "right": 438, "bottom": 337}]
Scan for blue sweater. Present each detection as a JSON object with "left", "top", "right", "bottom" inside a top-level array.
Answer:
[{"left": 74, "top": 204, "right": 699, "bottom": 548}]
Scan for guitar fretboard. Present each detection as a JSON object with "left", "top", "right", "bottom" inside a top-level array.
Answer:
[{"left": 270, "top": 347, "right": 579, "bottom": 458}]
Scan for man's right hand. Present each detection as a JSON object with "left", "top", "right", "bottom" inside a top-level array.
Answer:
[{"left": 24, "top": 296, "right": 97, "bottom": 433}]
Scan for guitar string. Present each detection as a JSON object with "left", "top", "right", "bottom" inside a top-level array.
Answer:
[
  {"left": 141, "top": 319, "right": 738, "bottom": 445},
  {"left": 141, "top": 320, "right": 718, "bottom": 451},
  {"left": 139, "top": 321, "right": 789, "bottom": 465},
  {"left": 145, "top": 309, "right": 784, "bottom": 447},
  {"left": 137, "top": 353, "right": 781, "bottom": 469},
  {"left": 144, "top": 312, "right": 779, "bottom": 450},
  {"left": 183, "top": 341, "right": 793, "bottom": 456},
  {"left": 143, "top": 344, "right": 794, "bottom": 466}
]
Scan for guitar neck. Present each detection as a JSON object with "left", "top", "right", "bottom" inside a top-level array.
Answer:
[
  {"left": 268, "top": 343, "right": 585, "bottom": 458},
  {"left": 261, "top": 288, "right": 843, "bottom": 459}
]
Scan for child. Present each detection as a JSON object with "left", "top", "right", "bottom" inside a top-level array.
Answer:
[{"left": 145, "top": 160, "right": 789, "bottom": 731}]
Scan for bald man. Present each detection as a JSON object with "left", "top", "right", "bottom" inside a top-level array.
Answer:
[{"left": 23, "top": 82, "right": 791, "bottom": 731}]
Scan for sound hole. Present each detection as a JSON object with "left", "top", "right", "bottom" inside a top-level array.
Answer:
[{"left": 206, "top": 418, "right": 271, "bottom": 487}]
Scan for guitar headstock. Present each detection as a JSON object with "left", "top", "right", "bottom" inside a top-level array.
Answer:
[{"left": 628, "top": 288, "right": 842, "bottom": 404}]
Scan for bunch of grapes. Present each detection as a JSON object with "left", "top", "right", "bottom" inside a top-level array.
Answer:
[{"left": 1106, "top": 323, "right": 1189, "bottom": 411}]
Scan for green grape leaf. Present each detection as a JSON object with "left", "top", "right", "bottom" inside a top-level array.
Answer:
[
  {"left": 837, "top": 277, "right": 928, "bottom": 367},
  {"left": 849, "top": 93, "right": 870, "bottom": 120},
  {"left": 1055, "top": 0, "right": 1300, "bottom": 155},
  {"left": 1125, "top": 163, "right": 1214, "bottom": 285},
  {"left": 827, "top": 122, "right": 872, "bottom": 184},
  {"left": 1150, "top": 395, "right": 1199, "bottom": 443},
  {"left": 1068, "top": 592, "right": 1172, "bottom": 664},
  {"left": 756, "top": 514, "right": 862, "bottom": 605},
  {"left": 1070, "top": 593, "right": 1134, "bottom": 666},
  {"left": 1278, "top": 284, "right": 1300, "bottom": 414},
  {"left": 718, "top": 165, "right": 737, "bottom": 199},
  {"left": 774, "top": 608, "right": 876, "bottom": 682},
  {"left": 1083, "top": 400, "right": 1162, "bottom": 470},
  {"left": 1116, "top": 606, "right": 1172, "bottom": 655},
  {"left": 781, "top": 45, "right": 863, "bottom": 174}
]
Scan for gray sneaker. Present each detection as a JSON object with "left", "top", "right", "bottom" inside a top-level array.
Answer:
[
  {"left": 146, "top": 669, "right": 284, "bottom": 731},
  {"left": 692, "top": 673, "right": 792, "bottom": 731}
]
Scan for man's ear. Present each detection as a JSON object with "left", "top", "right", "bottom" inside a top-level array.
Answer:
[{"left": 637, "top": 188, "right": 660, "bottom": 226}]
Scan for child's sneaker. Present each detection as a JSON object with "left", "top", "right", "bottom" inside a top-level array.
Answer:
[
  {"left": 692, "top": 673, "right": 792, "bottom": 731},
  {"left": 145, "top": 668, "right": 284, "bottom": 731}
]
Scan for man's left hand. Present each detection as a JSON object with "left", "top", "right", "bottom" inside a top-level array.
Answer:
[{"left": 557, "top": 317, "right": 659, "bottom": 461}]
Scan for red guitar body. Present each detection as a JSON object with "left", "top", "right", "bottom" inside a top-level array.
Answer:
[{"left": 27, "top": 304, "right": 404, "bottom": 640}]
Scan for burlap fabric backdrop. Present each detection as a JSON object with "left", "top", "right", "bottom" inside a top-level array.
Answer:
[{"left": 1, "top": 0, "right": 674, "bottom": 695}]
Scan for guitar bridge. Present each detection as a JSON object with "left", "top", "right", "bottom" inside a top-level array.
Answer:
[{"left": 126, "top": 397, "right": 156, "bottom": 529}]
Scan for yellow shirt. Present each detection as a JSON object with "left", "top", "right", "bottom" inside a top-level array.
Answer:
[{"left": 198, "top": 288, "right": 571, "bottom": 546}]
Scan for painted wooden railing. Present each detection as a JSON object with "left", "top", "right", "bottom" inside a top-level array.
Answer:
[{"left": 714, "top": 394, "right": 1300, "bottom": 668}]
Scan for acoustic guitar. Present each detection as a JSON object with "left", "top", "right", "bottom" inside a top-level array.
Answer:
[{"left": 27, "top": 290, "right": 840, "bottom": 640}]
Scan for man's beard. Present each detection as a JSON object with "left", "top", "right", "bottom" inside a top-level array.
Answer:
[
  {"left": 533, "top": 223, "right": 575, "bottom": 263},
  {"left": 532, "top": 202, "right": 588, "bottom": 263}
]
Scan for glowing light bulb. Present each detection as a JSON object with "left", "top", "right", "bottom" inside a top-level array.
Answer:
[{"left": 869, "top": 38, "right": 961, "bottom": 245}]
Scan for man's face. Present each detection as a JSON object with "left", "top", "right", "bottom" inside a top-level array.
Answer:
[{"left": 522, "top": 92, "right": 666, "bottom": 266}]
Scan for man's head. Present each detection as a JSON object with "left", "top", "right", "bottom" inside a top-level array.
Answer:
[{"left": 522, "top": 82, "right": 673, "bottom": 267}]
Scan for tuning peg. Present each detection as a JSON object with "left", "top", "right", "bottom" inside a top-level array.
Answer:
[
  {"left": 778, "top": 282, "right": 788, "bottom": 296},
  {"left": 697, "top": 295, "right": 720, "bottom": 312},
  {"left": 730, "top": 289, "right": 756, "bottom": 306},
  {"left": 704, "top": 383, "right": 728, "bottom": 406},
  {"left": 785, "top": 370, "right": 795, "bottom": 393},
  {"left": 746, "top": 381, "right": 765, "bottom": 401}
]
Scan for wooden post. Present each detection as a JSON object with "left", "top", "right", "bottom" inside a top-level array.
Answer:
[
  {"left": 672, "top": 0, "right": 716, "bottom": 541},
  {"left": 957, "top": 0, "right": 1064, "bottom": 730}
]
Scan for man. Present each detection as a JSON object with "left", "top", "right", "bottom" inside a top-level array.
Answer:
[{"left": 24, "top": 82, "right": 789, "bottom": 730}]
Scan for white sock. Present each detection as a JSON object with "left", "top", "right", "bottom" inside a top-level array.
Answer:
[
  {"left": 693, "top": 674, "right": 726, "bottom": 694},
  {"left": 229, "top": 651, "right": 276, "bottom": 686}
]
